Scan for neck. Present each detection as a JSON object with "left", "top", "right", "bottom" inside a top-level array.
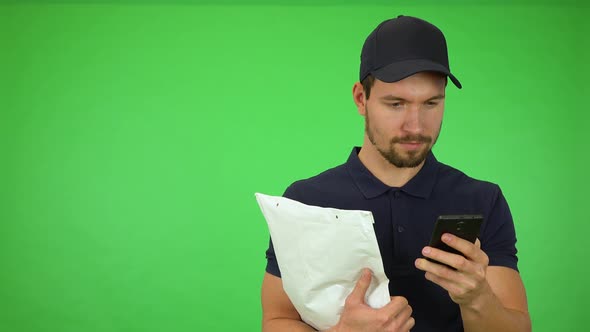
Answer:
[{"left": 358, "top": 139, "right": 426, "bottom": 188}]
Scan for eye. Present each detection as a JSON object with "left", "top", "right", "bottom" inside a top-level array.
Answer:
[
  {"left": 425, "top": 101, "right": 439, "bottom": 107},
  {"left": 390, "top": 102, "right": 403, "bottom": 108}
]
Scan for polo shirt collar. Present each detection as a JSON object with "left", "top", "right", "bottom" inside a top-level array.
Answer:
[{"left": 345, "top": 146, "right": 439, "bottom": 199}]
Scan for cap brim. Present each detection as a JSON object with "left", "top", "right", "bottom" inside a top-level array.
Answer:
[{"left": 371, "top": 59, "right": 462, "bottom": 89}]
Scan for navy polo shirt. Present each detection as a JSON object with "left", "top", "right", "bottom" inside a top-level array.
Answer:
[{"left": 265, "top": 147, "right": 518, "bottom": 332}]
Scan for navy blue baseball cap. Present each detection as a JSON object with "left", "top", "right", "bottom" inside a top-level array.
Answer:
[{"left": 360, "top": 15, "right": 462, "bottom": 89}]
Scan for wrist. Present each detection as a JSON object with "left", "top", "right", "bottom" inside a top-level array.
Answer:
[{"left": 460, "top": 282, "right": 496, "bottom": 314}]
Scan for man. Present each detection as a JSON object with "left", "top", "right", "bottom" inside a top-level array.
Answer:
[{"left": 261, "top": 15, "right": 531, "bottom": 332}]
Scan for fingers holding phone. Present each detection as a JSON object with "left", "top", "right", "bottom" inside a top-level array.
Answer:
[{"left": 414, "top": 215, "right": 492, "bottom": 306}]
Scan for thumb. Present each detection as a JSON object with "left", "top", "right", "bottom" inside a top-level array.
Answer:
[{"left": 347, "top": 268, "right": 372, "bottom": 305}]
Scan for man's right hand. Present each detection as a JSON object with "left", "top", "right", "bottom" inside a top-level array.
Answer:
[{"left": 329, "top": 269, "right": 415, "bottom": 332}]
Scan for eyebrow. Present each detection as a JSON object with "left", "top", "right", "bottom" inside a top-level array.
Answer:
[{"left": 380, "top": 94, "right": 445, "bottom": 102}]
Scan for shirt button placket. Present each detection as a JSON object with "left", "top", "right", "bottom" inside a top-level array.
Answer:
[{"left": 390, "top": 189, "right": 400, "bottom": 256}]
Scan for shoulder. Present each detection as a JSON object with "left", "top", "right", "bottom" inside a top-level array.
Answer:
[
  {"left": 430, "top": 159, "right": 506, "bottom": 217},
  {"left": 435, "top": 160, "right": 501, "bottom": 198},
  {"left": 283, "top": 163, "right": 357, "bottom": 206}
]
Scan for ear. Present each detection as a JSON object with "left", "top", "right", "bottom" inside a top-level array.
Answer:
[{"left": 352, "top": 82, "right": 367, "bottom": 116}]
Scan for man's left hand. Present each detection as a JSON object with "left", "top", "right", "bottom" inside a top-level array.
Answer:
[{"left": 414, "top": 234, "right": 492, "bottom": 308}]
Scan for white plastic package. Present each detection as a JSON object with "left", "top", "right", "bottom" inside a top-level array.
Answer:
[{"left": 255, "top": 193, "right": 390, "bottom": 331}]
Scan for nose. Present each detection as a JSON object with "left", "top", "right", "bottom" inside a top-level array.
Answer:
[{"left": 401, "top": 105, "right": 422, "bottom": 134}]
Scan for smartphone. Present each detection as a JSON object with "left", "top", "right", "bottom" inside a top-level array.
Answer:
[{"left": 427, "top": 214, "right": 483, "bottom": 266}]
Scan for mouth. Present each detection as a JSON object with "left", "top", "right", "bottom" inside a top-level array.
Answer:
[{"left": 398, "top": 141, "right": 425, "bottom": 150}]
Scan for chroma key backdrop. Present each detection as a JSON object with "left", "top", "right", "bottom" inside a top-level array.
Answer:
[{"left": 1, "top": 1, "right": 588, "bottom": 331}]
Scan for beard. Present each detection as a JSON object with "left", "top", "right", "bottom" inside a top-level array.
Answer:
[{"left": 365, "top": 106, "right": 438, "bottom": 168}]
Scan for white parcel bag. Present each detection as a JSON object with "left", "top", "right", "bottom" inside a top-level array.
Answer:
[{"left": 255, "top": 193, "right": 390, "bottom": 330}]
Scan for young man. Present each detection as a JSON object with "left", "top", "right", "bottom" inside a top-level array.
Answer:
[{"left": 262, "top": 15, "right": 531, "bottom": 332}]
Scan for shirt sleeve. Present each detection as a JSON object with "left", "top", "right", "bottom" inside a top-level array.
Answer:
[
  {"left": 264, "top": 183, "right": 302, "bottom": 278},
  {"left": 265, "top": 237, "right": 281, "bottom": 277},
  {"left": 480, "top": 186, "right": 519, "bottom": 272}
]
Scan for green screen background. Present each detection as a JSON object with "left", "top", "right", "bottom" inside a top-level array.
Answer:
[{"left": 1, "top": 1, "right": 588, "bottom": 331}]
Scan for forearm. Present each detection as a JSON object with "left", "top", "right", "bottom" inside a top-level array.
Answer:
[
  {"left": 460, "top": 288, "right": 531, "bottom": 332},
  {"left": 263, "top": 318, "right": 316, "bottom": 332}
]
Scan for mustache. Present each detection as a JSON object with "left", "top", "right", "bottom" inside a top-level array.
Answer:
[{"left": 391, "top": 135, "right": 432, "bottom": 144}]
